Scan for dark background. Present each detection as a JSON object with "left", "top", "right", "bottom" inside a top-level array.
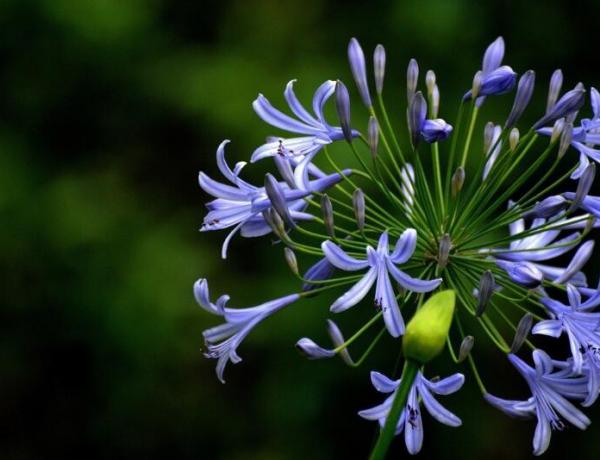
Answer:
[{"left": 2, "top": 0, "right": 600, "bottom": 458}]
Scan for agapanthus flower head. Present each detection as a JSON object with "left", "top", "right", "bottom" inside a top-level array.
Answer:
[{"left": 197, "top": 35, "right": 600, "bottom": 457}]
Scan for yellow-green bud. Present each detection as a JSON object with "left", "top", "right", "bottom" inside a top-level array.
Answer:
[{"left": 402, "top": 290, "right": 455, "bottom": 364}]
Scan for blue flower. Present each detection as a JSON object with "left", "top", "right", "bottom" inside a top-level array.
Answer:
[
  {"left": 321, "top": 230, "right": 442, "bottom": 337},
  {"left": 251, "top": 80, "right": 359, "bottom": 187},
  {"left": 485, "top": 350, "right": 590, "bottom": 456},
  {"left": 463, "top": 37, "right": 517, "bottom": 105},
  {"left": 534, "top": 284, "right": 600, "bottom": 405},
  {"left": 199, "top": 140, "right": 350, "bottom": 258},
  {"left": 194, "top": 278, "right": 300, "bottom": 383},
  {"left": 359, "top": 370, "right": 464, "bottom": 455},
  {"left": 301, "top": 256, "right": 336, "bottom": 291},
  {"left": 492, "top": 215, "right": 591, "bottom": 286}
]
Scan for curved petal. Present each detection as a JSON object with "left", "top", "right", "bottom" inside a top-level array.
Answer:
[
  {"left": 532, "top": 410, "right": 551, "bottom": 456},
  {"left": 404, "top": 387, "right": 424, "bottom": 455},
  {"left": 253, "top": 94, "right": 322, "bottom": 135},
  {"left": 389, "top": 229, "right": 417, "bottom": 264},
  {"left": 370, "top": 371, "right": 399, "bottom": 393},
  {"left": 330, "top": 267, "right": 377, "bottom": 313},
  {"left": 284, "top": 80, "right": 320, "bottom": 127},
  {"left": 386, "top": 259, "right": 442, "bottom": 293},
  {"left": 321, "top": 240, "right": 370, "bottom": 271},
  {"left": 419, "top": 386, "right": 462, "bottom": 427},
  {"left": 376, "top": 264, "right": 404, "bottom": 337},
  {"left": 426, "top": 373, "right": 465, "bottom": 395}
]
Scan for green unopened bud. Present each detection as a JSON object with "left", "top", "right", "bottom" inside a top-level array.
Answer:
[
  {"left": 437, "top": 234, "right": 451, "bottom": 268},
  {"left": 451, "top": 167, "right": 465, "bottom": 198},
  {"left": 284, "top": 247, "right": 298, "bottom": 275},
  {"left": 321, "top": 194, "right": 335, "bottom": 238},
  {"left": 403, "top": 290, "right": 456, "bottom": 364},
  {"left": 471, "top": 71, "right": 483, "bottom": 99},
  {"left": 509, "top": 128, "right": 520, "bottom": 152},
  {"left": 457, "top": 335, "right": 474, "bottom": 363}
]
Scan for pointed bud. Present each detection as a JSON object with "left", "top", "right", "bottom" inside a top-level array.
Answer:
[
  {"left": 476, "top": 270, "right": 495, "bottom": 317},
  {"left": 569, "top": 163, "right": 596, "bottom": 213},
  {"left": 321, "top": 194, "right": 335, "bottom": 238},
  {"left": 262, "top": 208, "right": 287, "bottom": 240},
  {"left": 403, "top": 290, "right": 456, "bottom": 364},
  {"left": 426, "top": 70, "right": 436, "bottom": 96},
  {"left": 437, "top": 234, "right": 452, "bottom": 268},
  {"left": 430, "top": 84, "right": 440, "bottom": 118},
  {"left": 471, "top": 71, "right": 483, "bottom": 99},
  {"left": 550, "top": 118, "right": 565, "bottom": 143},
  {"left": 327, "top": 320, "right": 354, "bottom": 366},
  {"left": 407, "top": 58, "right": 419, "bottom": 103},
  {"left": 273, "top": 155, "right": 295, "bottom": 188},
  {"left": 483, "top": 121, "right": 496, "bottom": 153},
  {"left": 284, "top": 247, "right": 298, "bottom": 275},
  {"left": 368, "top": 116, "right": 379, "bottom": 158},
  {"left": 347, "top": 38, "right": 372, "bottom": 107},
  {"left": 451, "top": 167, "right": 465, "bottom": 198},
  {"left": 457, "top": 336, "right": 474, "bottom": 363},
  {"left": 546, "top": 69, "right": 563, "bottom": 113},
  {"left": 558, "top": 122, "right": 573, "bottom": 158},
  {"left": 534, "top": 84, "right": 585, "bottom": 129},
  {"left": 352, "top": 188, "right": 365, "bottom": 231},
  {"left": 265, "top": 173, "right": 294, "bottom": 228},
  {"left": 505, "top": 70, "right": 535, "bottom": 129},
  {"left": 374, "top": 44, "right": 386, "bottom": 95},
  {"left": 509, "top": 128, "right": 520, "bottom": 152},
  {"left": 510, "top": 313, "right": 533, "bottom": 353},
  {"left": 408, "top": 91, "right": 427, "bottom": 146},
  {"left": 335, "top": 80, "right": 352, "bottom": 143}
]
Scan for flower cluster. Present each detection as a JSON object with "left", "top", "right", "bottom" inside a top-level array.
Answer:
[{"left": 196, "top": 36, "right": 600, "bottom": 456}]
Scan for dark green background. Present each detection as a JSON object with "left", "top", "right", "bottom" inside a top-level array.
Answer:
[{"left": 2, "top": 0, "right": 600, "bottom": 458}]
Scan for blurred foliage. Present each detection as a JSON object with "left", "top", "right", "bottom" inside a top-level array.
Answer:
[{"left": 1, "top": 0, "right": 600, "bottom": 458}]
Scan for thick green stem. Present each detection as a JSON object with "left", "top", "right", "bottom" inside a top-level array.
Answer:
[{"left": 369, "top": 360, "right": 419, "bottom": 460}]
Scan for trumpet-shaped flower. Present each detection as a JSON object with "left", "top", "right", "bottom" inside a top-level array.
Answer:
[
  {"left": 195, "top": 278, "right": 300, "bottom": 383},
  {"left": 251, "top": 80, "right": 359, "bottom": 188},
  {"left": 359, "top": 370, "right": 464, "bottom": 455},
  {"left": 485, "top": 350, "right": 590, "bottom": 456},
  {"left": 491, "top": 215, "right": 590, "bottom": 286},
  {"left": 199, "top": 140, "right": 350, "bottom": 258},
  {"left": 321, "top": 230, "right": 441, "bottom": 337}
]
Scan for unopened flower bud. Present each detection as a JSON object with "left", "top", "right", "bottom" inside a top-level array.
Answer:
[
  {"left": 558, "top": 122, "right": 573, "bottom": 158},
  {"left": 546, "top": 69, "right": 563, "bottom": 114},
  {"left": 352, "top": 188, "right": 365, "bottom": 230},
  {"left": 284, "top": 247, "right": 299, "bottom": 275},
  {"left": 263, "top": 208, "right": 287, "bottom": 240},
  {"left": 509, "top": 128, "right": 520, "bottom": 152},
  {"left": 374, "top": 44, "right": 386, "bottom": 95},
  {"left": 451, "top": 167, "right": 465, "bottom": 198},
  {"left": 526, "top": 196, "right": 568, "bottom": 219},
  {"left": 347, "top": 38, "right": 371, "bottom": 108},
  {"left": 327, "top": 319, "right": 354, "bottom": 366},
  {"left": 569, "top": 163, "right": 596, "bottom": 212},
  {"left": 403, "top": 290, "right": 456, "bottom": 364},
  {"left": 426, "top": 70, "right": 436, "bottom": 95},
  {"left": 476, "top": 270, "right": 495, "bottom": 317},
  {"left": 368, "top": 116, "right": 379, "bottom": 158},
  {"left": 510, "top": 313, "right": 533, "bottom": 353},
  {"left": 458, "top": 335, "right": 474, "bottom": 363},
  {"left": 483, "top": 122, "right": 495, "bottom": 153},
  {"left": 421, "top": 119, "right": 453, "bottom": 143},
  {"left": 505, "top": 70, "right": 535, "bottom": 129},
  {"left": 335, "top": 80, "right": 353, "bottom": 143},
  {"left": 471, "top": 71, "right": 483, "bottom": 99},
  {"left": 265, "top": 173, "right": 294, "bottom": 228},
  {"left": 534, "top": 84, "right": 585, "bottom": 129},
  {"left": 550, "top": 118, "right": 565, "bottom": 143},
  {"left": 430, "top": 84, "right": 440, "bottom": 118},
  {"left": 273, "top": 154, "right": 295, "bottom": 187},
  {"left": 437, "top": 234, "right": 452, "bottom": 268},
  {"left": 321, "top": 194, "right": 335, "bottom": 238},
  {"left": 407, "top": 58, "right": 419, "bottom": 103},
  {"left": 408, "top": 91, "right": 427, "bottom": 146}
]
